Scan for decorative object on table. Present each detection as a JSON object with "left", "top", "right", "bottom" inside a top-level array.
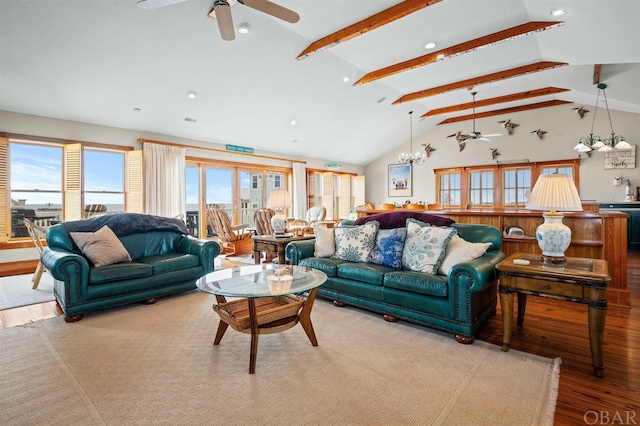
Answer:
[
  {"left": 421, "top": 143, "right": 436, "bottom": 157},
  {"left": 267, "top": 188, "right": 293, "bottom": 235},
  {"left": 572, "top": 106, "right": 589, "bottom": 118},
  {"left": 498, "top": 119, "right": 520, "bottom": 135},
  {"left": 137, "top": 0, "right": 299, "bottom": 42},
  {"left": 531, "top": 129, "right": 547, "bottom": 139},
  {"left": 573, "top": 83, "right": 632, "bottom": 154},
  {"left": 625, "top": 179, "right": 636, "bottom": 202},
  {"left": 490, "top": 148, "right": 501, "bottom": 160},
  {"left": 525, "top": 173, "right": 583, "bottom": 265},
  {"left": 398, "top": 111, "right": 425, "bottom": 166},
  {"left": 388, "top": 163, "right": 412, "bottom": 197}
]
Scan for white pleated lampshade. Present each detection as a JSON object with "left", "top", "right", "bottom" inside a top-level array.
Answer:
[{"left": 525, "top": 174, "right": 583, "bottom": 212}]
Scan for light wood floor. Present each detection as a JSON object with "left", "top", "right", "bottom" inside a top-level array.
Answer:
[{"left": 1, "top": 254, "right": 638, "bottom": 424}]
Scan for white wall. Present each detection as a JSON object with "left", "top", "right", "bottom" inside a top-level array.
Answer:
[
  {"left": 364, "top": 104, "right": 640, "bottom": 207},
  {"left": 0, "top": 110, "right": 365, "bottom": 264}
]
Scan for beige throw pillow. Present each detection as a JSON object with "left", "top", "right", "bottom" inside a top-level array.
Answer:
[
  {"left": 70, "top": 225, "right": 132, "bottom": 267},
  {"left": 314, "top": 225, "right": 335, "bottom": 258},
  {"left": 438, "top": 235, "right": 492, "bottom": 276}
]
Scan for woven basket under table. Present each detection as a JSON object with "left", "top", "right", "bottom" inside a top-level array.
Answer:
[{"left": 213, "top": 296, "right": 305, "bottom": 331}]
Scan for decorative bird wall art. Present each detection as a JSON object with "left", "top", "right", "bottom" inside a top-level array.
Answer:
[
  {"left": 490, "top": 148, "right": 501, "bottom": 160},
  {"left": 421, "top": 143, "right": 436, "bottom": 157},
  {"left": 573, "top": 106, "right": 589, "bottom": 118},
  {"left": 498, "top": 120, "right": 519, "bottom": 135},
  {"left": 447, "top": 131, "right": 470, "bottom": 152},
  {"left": 531, "top": 129, "right": 547, "bottom": 140}
]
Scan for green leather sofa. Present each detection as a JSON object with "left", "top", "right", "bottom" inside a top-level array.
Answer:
[
  {"left": 285, "top": 221, "right": 505, "bottom": 342},
  {"left": 41, "top": 213, "right": 220, "bottom": 322}
]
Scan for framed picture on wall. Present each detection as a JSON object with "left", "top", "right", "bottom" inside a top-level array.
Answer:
[{"left": 388, "top": 164, "right": 412, "bottom": 197}]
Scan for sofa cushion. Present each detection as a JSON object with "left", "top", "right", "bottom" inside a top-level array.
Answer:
[
  {"left": 332, "top": 221, "right": 379, "bottom": 263},
  {"left": 136, "top": 253, "right": 200, "bottom": 274},
  {"left": 383, "top": 270, "right": 448, "bottom": 297},
  {"left": 70, "top": 225, "right": 132, "bottom": 267},
  {"left": 354, "top": 211, "right": 454, "bottom": 229},
  {"left": 89, "top": 262, "right": 153, "bottom": 284},
  {"left": 314, "top": 225, "right": 335, "bottom": 258},
  {"left": 368, "top": 227, "right": 406, "bottom": 269},
  {"left": 438, "top": 235, "right": 492, "bottom": 276},
  {"left": 337, "top": 262, "right": 395, "bottom": 286},
  {"left": 299, "top": 257, "right": 348, "bottom": 277},
  {"left": 402, "top": 219, "right": 457, "bottom": 274}
]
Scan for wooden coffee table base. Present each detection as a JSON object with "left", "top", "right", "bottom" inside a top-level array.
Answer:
[{"left": 212, "top": 288, "right": 319, "bottom": 374}]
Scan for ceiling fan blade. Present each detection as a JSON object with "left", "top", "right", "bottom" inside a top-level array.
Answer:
[
  {"left": 136, "top": 0, "right": 186, "bottom": 10},
  {"left": 211, "top": 1, "right": 235, "bottom": 41},
  {"left": 479, "top": 137, "right": 492, "bottom": 142},
  {"left": 483, "top": 133, "right": 502, "bottom": 137},
  {"left": 239, "top": 0, "right": 300, "bottom": 23}
]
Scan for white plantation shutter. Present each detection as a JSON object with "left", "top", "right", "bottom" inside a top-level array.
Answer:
[
  {"left": 0, "top": 138, "right": 8, "bottom": 242},
  {"left": 126, "top": 150, "right": 144, "bottom": 213},
  {"left": 321, "top": 172, "right": 334, "bottom": 220},
  {"left": 64, "top": 143, "right": 83, "bottom": 221}
]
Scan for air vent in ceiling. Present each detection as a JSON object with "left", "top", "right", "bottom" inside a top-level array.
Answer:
[
  {"left": 184, "top": 117, "right": 198, "bottom": 123},
  {"left": 376, "top": 97, "right": 387, "bottom": 103}
]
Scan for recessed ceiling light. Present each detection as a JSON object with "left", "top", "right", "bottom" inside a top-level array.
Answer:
[
  {"left": 424, "top": 42, "right": 437, "bottom": 49},
  {"left": 290, "top": 119, "right": 297, "bottom": 126},
  {"left": 343, "top": 75, "right": 351, "bottom": 83},
  {"left": 238, "top": 22, "right": 251, "bottom": 34},
  {"left": 186, "top": 91, "right": 196, "bottom": 99},
  {"left": 550, "top": 9, "right": 566, "bottom": 16}
]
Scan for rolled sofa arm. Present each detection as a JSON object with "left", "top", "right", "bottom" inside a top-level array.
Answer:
[
  {"left": 177, "top": 236, "right": 221, "bottom": 273},
  {"left": 449, "top": 250, "right": 506, "bottom": 294},
  {"left": 285, "top": 240, "right": 316, "bottom": 265},
  {"left": 41, "top": 247, "right": 90, "bottom": 305}
]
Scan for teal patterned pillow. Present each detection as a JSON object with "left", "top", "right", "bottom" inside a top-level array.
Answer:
[
  {"left": 369, "top": 227, "right": 407, "bottom": 269},
  {"left": 402, "top": 218, "right": 457, "bottom": 274},
  {"left": 332, "top": 221, "right": 380, "bottom": 263}
]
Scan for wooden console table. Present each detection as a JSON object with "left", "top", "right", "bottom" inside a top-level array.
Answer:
[{"left": 496, "top": 252, "right": 610, "bottom": 378}]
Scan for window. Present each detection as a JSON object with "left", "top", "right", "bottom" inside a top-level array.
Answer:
[
  {"left": 9, "top": 143, "right": 63, "bottom": 238},
  {"left": 306, "top": 170, "right": 363, "bottom": 220},
  {"left": 83, "top": 149, "right": 125, "bottom": 216},
  {"left": 273, "top": 175, "right": 283, "bottom": 188},
  {"left": 439, "top": 172, "right": 461, "bottom": 208},
  {"left": 469, "top": 170, "right": 494, "bottom": 207},
  {"left": 503, "top": 167, "right": 531, "bottom": 207}
]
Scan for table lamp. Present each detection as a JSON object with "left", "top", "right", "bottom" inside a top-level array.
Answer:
[
  {"left": 525, "top": 174, "right": 583, "bottom": 265},
  {"left": 267, "top": 188, "right": 292, "bottom": 235}
]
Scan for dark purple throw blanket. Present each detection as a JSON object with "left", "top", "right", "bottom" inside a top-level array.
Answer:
[
  {"left": 353, "top": 211, "right": 454, "bottom": 229},
  {"left": 61, "top": 213, "right": 189, "bottom": 237}
]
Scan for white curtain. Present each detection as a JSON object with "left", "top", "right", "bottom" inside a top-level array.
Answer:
[
  {"left": 292, "top": 162, "right": 307, "bottom": 219},
  {"left": 144, "top": 142, "right": 186, "bottom": 218}
]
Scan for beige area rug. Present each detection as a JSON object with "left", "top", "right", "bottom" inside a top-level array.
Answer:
[{"left": 0, "top": 291, "right": 560, "bottom": 425}]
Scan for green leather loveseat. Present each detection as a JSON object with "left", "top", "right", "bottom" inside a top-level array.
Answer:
[
  {"left": 41, "top": 213, "right": 220, "bottom": 322},
  {"left": 285, "top": 213, "right": 505, "bottom": 342}
]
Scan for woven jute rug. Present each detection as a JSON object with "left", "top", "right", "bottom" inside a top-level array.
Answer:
[{"left": 0, "top": 291, "right": 560, "bottom": 425}]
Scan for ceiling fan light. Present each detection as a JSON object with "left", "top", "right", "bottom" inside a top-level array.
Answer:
[{"left": 238, "top": 22, "right": 251, "bottom": 34}]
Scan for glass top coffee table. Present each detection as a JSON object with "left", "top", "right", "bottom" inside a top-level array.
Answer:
[{"left": 197, "top": 264, "right": 327, "bottom": 374}]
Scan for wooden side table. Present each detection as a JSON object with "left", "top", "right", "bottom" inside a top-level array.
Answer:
[
  {"left": 252, "top": 235, "right": 315, "bottom": 265},
  {"left": 496, "top": 252, "right": 610, "bottom": 378}
]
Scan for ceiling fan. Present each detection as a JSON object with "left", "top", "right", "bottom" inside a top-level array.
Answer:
[
  {"left": 137, "top": 0, "right": 300, "bottom": 41},
  {"left": 466, "top": 92, "right": 502, "bottom": 141}
]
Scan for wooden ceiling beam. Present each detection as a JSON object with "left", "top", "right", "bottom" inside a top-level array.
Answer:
[
  {"left": 356, "top": 21, "right": 563, "bottom": 85},
  {"left": 296, "top": 0, "right": 441, "bottom": 61},
  {"left": 392, "top": 61, "right": 568, "bottom": 104},
  {"left": 593, "top": 64, "right": 602, "bottom": 85},
  {"left": 421, "top": 87, "right": 570, "bottom": 118},
  {"left": 438, "top": 100, "right": 572, "bottom": 124}
]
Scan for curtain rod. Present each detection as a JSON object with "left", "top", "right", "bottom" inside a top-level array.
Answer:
[{"left": 137, "top": 138, "right": 306, "bottom": 164}]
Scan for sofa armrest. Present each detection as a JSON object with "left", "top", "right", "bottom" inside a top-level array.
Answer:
[
  {"left": 449, "top": 250, "right": 506, "bottom": 293},
  {"left": 177, "top": 236, "right": 221, "bottom": 273},
  {"left": 285, "top": 240, "right": 316, "bottom": 265},
  {"left": 41, "top": 247, "right": 90, "bottom": 304}
]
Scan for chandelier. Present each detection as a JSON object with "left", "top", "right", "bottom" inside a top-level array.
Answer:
[
  {"left": 573, "top": 83, "right": 632, "bottom": 153},
  {"left": 398, "top": 111, "right": 425, "bottom": 165}
]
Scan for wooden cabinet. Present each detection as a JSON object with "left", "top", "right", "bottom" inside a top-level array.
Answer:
[{"left": 357, "top": 208, "right": 629, "bottom": 306}]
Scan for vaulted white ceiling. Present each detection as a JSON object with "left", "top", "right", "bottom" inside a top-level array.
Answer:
[{"left": 1, "top": 0, "right": 639, "bottom": 166}]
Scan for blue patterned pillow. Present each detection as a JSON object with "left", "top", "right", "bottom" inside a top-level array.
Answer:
[
  {"left": 332, "top": 221, "right": 379, "bottom": 263},
  {"left": 369, "top": 228, "right": 407, "bottom": 269},
  {"left": 402, "top": 218, "right": 457, "bottom": 274}
]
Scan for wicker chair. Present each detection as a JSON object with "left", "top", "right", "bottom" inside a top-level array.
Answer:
[
  {"left": 206, "top": 207, "right": 253, "bottom": 256},
  {"left": 23, "top": 218, "right": 48, "bottom": 289},
  {"left": 254, "top": 207, "right": 275, "bottom": 236},
  {"left": 289, "top": 205, "right": 327, "bottom": 234}
]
